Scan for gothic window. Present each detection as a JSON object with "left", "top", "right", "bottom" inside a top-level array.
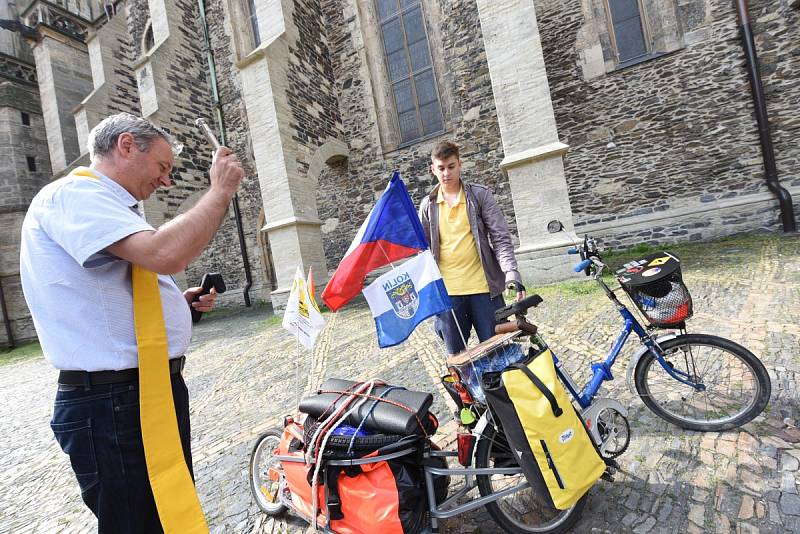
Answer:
[
  {"left": 375, "top": 0, "right": 444, "bottom": 145},
  {"left": 580, "top": 0, "right": 683, "bottom": 76},
  {"left": 607, "top": 0, "right": 648, "bottom": 65},
  {"left": 27, "top": 156, "right": 37, "bottom": 172},
  {"left": 246, "top": 0, "right": 260, "bottom": 47}
]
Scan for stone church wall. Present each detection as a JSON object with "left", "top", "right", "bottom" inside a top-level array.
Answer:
[
  {"left": 534, "top": 0, "right": 799, "bottom": 247},
  {"left": 126, "top": 0, "right": 257, "bottom": 299},
  {"left": 0, "top": 80, "right": 50, "bottom": 345},
  {"left": 199, "top": 0, "right": 274, "bottom": 303},
  {"left": 315, "top": 0, "right": 514, "bottom": 271}
]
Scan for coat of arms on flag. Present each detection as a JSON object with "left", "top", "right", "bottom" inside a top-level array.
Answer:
[
  {"left": 387, "top": 276, "right": 419, "bottom": 319},
  {"left": 363, "top": 250, "right": 450, "bottom": 348}
]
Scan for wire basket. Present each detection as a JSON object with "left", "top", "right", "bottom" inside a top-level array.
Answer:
[{"left": 616, "top": 252, "right": 693, "bottom": 327}]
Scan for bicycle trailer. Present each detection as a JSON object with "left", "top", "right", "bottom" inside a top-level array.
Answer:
[
  {"left": 482, "top": 348, "right": 606, "bottom": 510},
  {"left": 276, "top": 378, "right": 445, "bottom": 533}
]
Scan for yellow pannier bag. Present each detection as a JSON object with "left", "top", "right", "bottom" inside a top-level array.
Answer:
[{"left": 482, "top": 348, "right": 606, "bottom": 510}]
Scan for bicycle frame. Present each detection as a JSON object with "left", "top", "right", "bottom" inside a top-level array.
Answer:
[{"left": 548, "top": 274, "right": 703, "bottom": 410}]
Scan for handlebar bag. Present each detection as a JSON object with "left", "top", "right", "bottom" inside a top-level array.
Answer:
[{"left": 481, "top": 349, "right": 606, "bottom": 510}]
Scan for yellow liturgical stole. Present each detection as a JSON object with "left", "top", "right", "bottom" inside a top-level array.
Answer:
[{"left": 73, "top": 167, "right": 208, "bottom": 533}]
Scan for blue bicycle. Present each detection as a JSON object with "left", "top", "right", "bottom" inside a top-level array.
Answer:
[
  {"left": 444, "top": 235, "right": 771, "bottom": 533},
  {"left": 250, "top": 236, "right": 771, "bottom": 534}
]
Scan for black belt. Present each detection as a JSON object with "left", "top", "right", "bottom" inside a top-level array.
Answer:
[{"left": 58, "top": 356, "right": 186, "bottom": 386}]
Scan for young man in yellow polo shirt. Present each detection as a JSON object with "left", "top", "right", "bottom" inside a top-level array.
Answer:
[{"left": 418, "top": 141, "right": 526, "bottom": 356}]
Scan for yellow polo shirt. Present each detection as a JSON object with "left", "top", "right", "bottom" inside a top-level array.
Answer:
[{"left": 437, "top": 187, "right": 490, "bottom": 295}]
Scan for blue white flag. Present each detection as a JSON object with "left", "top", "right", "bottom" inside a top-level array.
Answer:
[{"left": 362, "top": 250, "right": 451, "bottom": 348}]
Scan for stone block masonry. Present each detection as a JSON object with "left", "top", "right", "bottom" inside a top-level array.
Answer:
[
  {"left": 535, "top": 0, "right": 800, "bottom": 246},
  {"left": 202, "top": 0, "right": 274, "bottom": 302},
  {"left": 316, "top": 0, "right": 514, "bottom": 273},
  {"left": 126, "top": 0, "right": 255, "bottom": 297},
  {"left": 0, "top": 70, "right": 50, "bottom": 345}
]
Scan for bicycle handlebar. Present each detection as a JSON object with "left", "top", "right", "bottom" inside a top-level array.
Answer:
[
  {"left": 495, "top": 294, "right": 544, "bottom": 322},
  {"left": 573, "top": 259, "right": 592, "bottom": 273}
]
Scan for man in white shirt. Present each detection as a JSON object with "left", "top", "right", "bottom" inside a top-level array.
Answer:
[{"left": 19, "top": 113, "right": 244, "bottom": 532}]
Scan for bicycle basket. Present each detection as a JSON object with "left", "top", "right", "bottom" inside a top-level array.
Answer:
[{"left": 615, "top": 252, "right": 693, "bottom": 327}]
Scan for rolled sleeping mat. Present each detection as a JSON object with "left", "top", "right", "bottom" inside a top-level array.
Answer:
[{"left": 299, "top": 378, "right": 434, "bottom": 436}]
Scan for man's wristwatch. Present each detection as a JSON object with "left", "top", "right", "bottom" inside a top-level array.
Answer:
[{"left": 506, "top": 281, "right": 526, "bottom": 293}]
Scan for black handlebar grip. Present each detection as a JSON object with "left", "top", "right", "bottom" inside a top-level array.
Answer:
[
  {"left": 191, "top": 272, "right": 226, "bottom": 323},
  {"left": 512, "top": 294, "right": 544, "bottom": 315},
  {"left": 494, "top": 294, "right": 544, "bottom": 322}
]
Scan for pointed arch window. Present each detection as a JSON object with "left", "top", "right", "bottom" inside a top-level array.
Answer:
[{"left": 375, "top": 0, "right": 444, "bottom": 145}]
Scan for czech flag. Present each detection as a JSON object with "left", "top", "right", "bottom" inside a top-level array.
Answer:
[
  {"left": 322, "top": 172, "right": 428, "bottom": 311},
  {"left": 363, "top": 250, "right": 451, "bottom": 348}
]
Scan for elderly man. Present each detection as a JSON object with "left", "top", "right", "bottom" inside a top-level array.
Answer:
[
  {"left": 19, "top": 113, "right": 244, "bottom": 532},
  {"left": 419, "top": 140, "right": 525, "bottom": 356}
]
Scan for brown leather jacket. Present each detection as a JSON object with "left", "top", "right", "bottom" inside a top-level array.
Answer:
[{"left": 418, "top": 181, "right": 521, "bottom": 298}]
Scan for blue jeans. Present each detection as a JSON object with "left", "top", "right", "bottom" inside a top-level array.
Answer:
[
  {"left": 50, "top": 373, "right": 192, "bottom": 533},
  {"left": 435, "top": 293, "right": 505, "bottom": 354}
]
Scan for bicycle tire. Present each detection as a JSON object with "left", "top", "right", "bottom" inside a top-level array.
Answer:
[
  {"left": 304, "top": 416, "right": 418, "bottom": 451},
  {"left": 474, "top": 423, "right": 586, "bottom": 534},
  {"left": 634, "top": 334, "right": 771, "bottom": 431},
  {"left": 249, "top": 429, "right": 287, "bottom": 516}
]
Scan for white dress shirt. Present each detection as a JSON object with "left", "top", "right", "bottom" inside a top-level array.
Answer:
[{"left": 19, "top": 169, "right": 192, "bottom": 371}]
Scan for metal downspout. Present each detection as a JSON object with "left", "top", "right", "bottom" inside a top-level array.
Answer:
[
  {"left": 197, "top": 0, "right": 253, "bottom": 305},
  {"left": 0, "top": 276, "right": 15, "bottom": 350},
  {"left": 734, "top": 0, "right": 796, "bottom": 233}
]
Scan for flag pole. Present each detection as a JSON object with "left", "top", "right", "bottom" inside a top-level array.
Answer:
[
  {"left": 294, "top": 333, "right": 301, "bottom": 407},
  {"left": 449, "top": 308, "right": 469, "bottom": 354},
  {"left": 376, "top": 241, "right": 397, "bottom": 269}
]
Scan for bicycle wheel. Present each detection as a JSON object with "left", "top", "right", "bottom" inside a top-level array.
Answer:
[
  {"left": 475, "top": 423, "right": 586, "bottom": 534},
  {"left": 249, "top": 429, "right": 287, "bottom": 515},
  {"left": 634, "top": 334, "right": 771, "bottom": 431}
]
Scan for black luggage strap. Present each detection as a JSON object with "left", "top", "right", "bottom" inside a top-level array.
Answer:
[
  {"left": 325, "top": 466, "right": 345, "bottom": 520},
  {"left": 508, "top": 363, "right": 563, "bottom": 417}
]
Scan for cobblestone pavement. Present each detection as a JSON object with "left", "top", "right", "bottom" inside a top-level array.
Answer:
[{"left": 1, "top": 235, "right": 799, "bottom": 533}]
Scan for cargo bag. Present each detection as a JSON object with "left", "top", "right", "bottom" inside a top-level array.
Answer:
[
  {"left": 482, "top": 348, "right": 606, "bottom": 510},
  {"left": 285, "top": 379, "right": 446, "bottom": 533},
  {"left": 279, "top": 424, "right": 429, "bottom": 534}
]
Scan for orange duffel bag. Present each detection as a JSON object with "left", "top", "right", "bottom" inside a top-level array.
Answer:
[{"left": 278, "top": 416, "right": 443, "bottom": 534}]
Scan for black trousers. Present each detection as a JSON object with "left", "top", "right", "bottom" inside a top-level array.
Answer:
[{"left": 51, "top": 373, "right": 192, "bottom": 533}]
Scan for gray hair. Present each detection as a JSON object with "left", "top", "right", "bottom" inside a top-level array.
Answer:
[{"left": 88, "top": 112, "right": 183, "bottom": 161}]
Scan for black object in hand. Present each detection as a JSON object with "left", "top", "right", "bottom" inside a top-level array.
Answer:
[{"left": 191, "top": 273, "right": 226, "bottom": 323}]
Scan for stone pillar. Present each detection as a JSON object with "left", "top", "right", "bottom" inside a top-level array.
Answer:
[
  {"left": 74, "top": 13, "right": 131, "bottom": 155},
  {"left": 29, "top": 29, "right": 93, "bottom": 174},
  {"left": 237, "top": 0, "right": 327, "bottom": 311},
  {"left": 476, "top": 0, "right": 578, "bottom": 284}
]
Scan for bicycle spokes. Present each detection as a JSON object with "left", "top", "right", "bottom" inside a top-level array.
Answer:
[{"left": 645, "top": 343, "right": 760, "bottom": 425}]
